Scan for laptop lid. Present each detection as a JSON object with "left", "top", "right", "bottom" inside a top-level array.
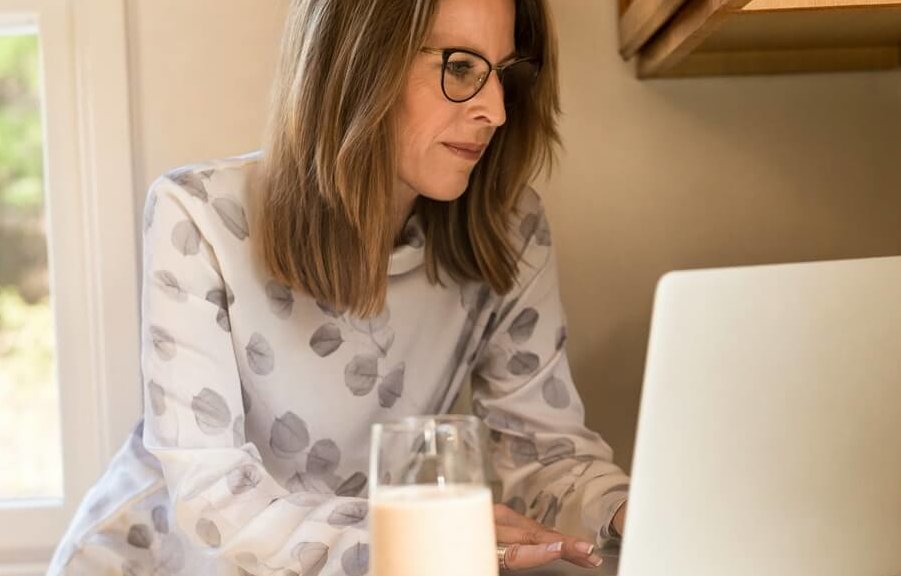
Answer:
[{"left": 619, "top": 256, "right": 901, "bottom": 576}]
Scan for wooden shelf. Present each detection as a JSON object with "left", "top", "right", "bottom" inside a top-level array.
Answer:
[
  {"left": 618, "top": 0, "right": 901, "bottom": 77},
  {"left": 619, "top": 0, "right": 693, "bottom": 59}
]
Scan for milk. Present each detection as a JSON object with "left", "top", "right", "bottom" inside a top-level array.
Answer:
[{"left": 370, "top": 484, "right": 499, "bottom": 576}]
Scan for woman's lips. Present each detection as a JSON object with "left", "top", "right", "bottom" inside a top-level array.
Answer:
[{"left": 443, "top": 143, "right": 484, "bottom": 162}]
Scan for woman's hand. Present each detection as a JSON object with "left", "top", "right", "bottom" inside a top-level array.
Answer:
[{"left": 493, "top": 503, "right": 605, "bottom": 571}]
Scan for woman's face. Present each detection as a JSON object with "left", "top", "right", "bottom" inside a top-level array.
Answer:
[{"left": 395, "top": 0, "right": 515, "bottom": 204}]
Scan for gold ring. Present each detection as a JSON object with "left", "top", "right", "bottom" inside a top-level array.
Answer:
[{"left": 496, "top": 544, "right": 509, "bottom": 571}]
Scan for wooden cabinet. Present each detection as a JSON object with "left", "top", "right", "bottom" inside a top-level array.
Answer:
[{"left": 618, "top": 0, "right": 901, "bottom": 77}]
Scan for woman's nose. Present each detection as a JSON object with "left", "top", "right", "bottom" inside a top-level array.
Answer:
[{"left": 472, "top": 72, "right": 507, "bottom": 127}]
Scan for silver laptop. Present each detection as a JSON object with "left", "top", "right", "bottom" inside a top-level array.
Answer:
[{"left": 618, "top": 255, "right": 901, "bottom": 576}]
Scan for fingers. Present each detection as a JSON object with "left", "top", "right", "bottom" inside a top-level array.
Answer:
[
  {"left": 493, "top": 504, "right": 605, "bottom": 569},
  {"left": 496, "top": 525, "right": 604, "bottom": 569},
  {"left": 494, "top": 504, "right": 545, "bottom": 530},
  {"left": 496, "top": 525, "right": 557, "bottom": 545},
  {"left": 501, "top": 541, "right": 565, "bottom": 571}
]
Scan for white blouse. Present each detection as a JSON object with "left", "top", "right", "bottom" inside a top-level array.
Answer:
[{"left": 47, "top": 151, "right": 629, "bottom": 576}]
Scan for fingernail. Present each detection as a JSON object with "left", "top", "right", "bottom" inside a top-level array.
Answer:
[
  {"left": 546, "top": 541, "right": 563, "bottom": 553},
  {"left": 588, "top": 553, "right": 604, "bottom": 567},
  {"left": 574, "top": 541, "right": 595, "bottom": 555}
]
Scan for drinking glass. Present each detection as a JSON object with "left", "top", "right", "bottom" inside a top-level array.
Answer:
[{"left": 369, "top": 415, "right": 499, "bottom": 576}]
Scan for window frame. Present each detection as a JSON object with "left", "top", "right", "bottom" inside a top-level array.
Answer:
[{"left": 0, "top": 0, "right": 140, "bottom": 571}]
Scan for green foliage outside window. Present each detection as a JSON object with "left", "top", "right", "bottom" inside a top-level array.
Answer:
[{"left": 0, "top": 31, "right": 62, "bottom": 500}]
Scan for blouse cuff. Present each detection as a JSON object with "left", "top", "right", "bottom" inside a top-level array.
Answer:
[{"left": 597, "top": 493, "right": 629, "bottom": 543}]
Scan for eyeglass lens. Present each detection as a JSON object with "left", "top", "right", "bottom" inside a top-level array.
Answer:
[{"left": 443, "top": 51, "right": 537, "bottom": 104}]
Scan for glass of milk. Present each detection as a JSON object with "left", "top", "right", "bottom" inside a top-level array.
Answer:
[{"left": 369, "top": 415, "right": 499, "bottom": 576}]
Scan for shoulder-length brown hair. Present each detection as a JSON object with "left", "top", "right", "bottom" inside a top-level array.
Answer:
[{"left": 255, "top": 0, "right": 560, "bottom": 317}]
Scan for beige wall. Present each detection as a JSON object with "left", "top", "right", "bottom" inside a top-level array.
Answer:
[
  {"left": 126, "top": 0, "right": 287, "bottom": 188},
  {"left": 127, "top": 0, "right": 901, "bottom": 473}
]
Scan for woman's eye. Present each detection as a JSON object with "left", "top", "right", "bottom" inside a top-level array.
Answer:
[{"left": 447, "top": 61, "right": 474, "bottom": 78}]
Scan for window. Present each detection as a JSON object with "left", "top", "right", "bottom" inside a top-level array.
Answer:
[
  {"left": 0, "top": 20, "right": 64, "bottom": 504},
  {"left": 0, "top": 1, "right": 140, "bottom": 572}
]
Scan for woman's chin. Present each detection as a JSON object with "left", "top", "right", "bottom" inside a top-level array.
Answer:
[{"left": 418, "top": 180, "right": 471, "bottom": 203}]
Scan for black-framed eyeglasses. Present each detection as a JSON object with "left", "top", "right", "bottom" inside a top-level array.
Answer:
[{"left": 420, "top": 47, "right": 540, "bottom": 105}]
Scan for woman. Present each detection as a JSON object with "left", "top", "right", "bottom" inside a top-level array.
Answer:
[{"left": 48, "top": 0, "right": 629, "bottom": 573}]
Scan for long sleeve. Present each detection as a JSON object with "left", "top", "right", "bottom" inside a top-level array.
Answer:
[
  {"left": 469, "top": 188, "right": 630, "bottom": 545},
  {"left": 140, "top": 176, "right": 369, "bottom": 576}
]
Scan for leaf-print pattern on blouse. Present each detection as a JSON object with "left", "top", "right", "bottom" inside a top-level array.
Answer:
[
  {"left": 155, "top": 270, "right": 188, "bottom": 302},
  {"left": 152, "top": 505, "right": 169, "bottom": 534},
  {"left": 470, "top": 188, "right": 630, "bottom": 542},
  {"left": 287, "top": 471, "right": 342, "bottom": 494},
  {"left": 327, "top": 501, "right": 368, "bottom": 527},
  {"left": 361, "top": 308, "right": 394, "bottom": 348},
  {"left": 510, "top": 436, "right": 540, "bottom": 466},
  {"left": 370, "top": 328, "right": 395, "bottom": 358},
  {"left": 316, "top": 300, "right": 341, "bottom": 318},
  {"left": 245, "top": 332, "right": 275, "bottom": 376},
  {"left": 265, "top": 280, "right": 294, "bottom": 319},
  {"left": 519, "top": 208, "right": 552, "bottom": 247},
  {"left": 377, "top": 363, "right": 405, "bottom": 408},
  {"left": 293, "top": 542, "right": 329, "bottom": 576},
  {"left": 47, "top": 157, "right": 628, "bottom": 576},
  {"left": 227, "top": 464, "right": 263, "bottom": 495},
  {"left": 507, "top": 350, "right": 540, "bottom": 376},
  {"left": 171, "top": 219, "right": 201, "bottom": 256},
  {"left": 195, "top": 518, "right": 221, "bottom": 547},
  {"left": 168, "top": 166, "right": 211, "bottom": 202},
  {"left": 533, "top": 492, "right": 560, "bottom": 527},
  {"left": 192, "top": 388, "right": 232, "bottom": 435},
  {"left": 344, "top": 354, "right": 379, "bottom": 396},
  {"left": 49, "top": 169, "right": 380, "bottom": 576},
  {"left": 312, "top": 304, "right": 401, "bottom": 406},
  {"left": 307, "top": 439, "right": 341, "bottom": 475},
  {"left": 335, "top": 305, "right": 402, "bottom": 402},
  {"left": 334, "top": 472, "right": 367, "bottom": 498},
  {"left": 310, "top": 323, "right": 343, "bottom": 357},
  {"left": 555, "top": 325, "right": 568, "bottom": 351},
  {"left": 539, "top": 438, "right": 576, "bottom": 466},
  {"left": 452, "top": 282, "right": 494, "bottom": 374},
  {"left": 341, "top": 542, "right": 369, "bottom": 576},
  {"left": 148, "top": 380, "right": 166, "bottom": 416},
  {"left": 542, "top": 376, "right": 571, "bottom": 409},
  {"left": 149, "top": 325, "right": 177, "bottom": 361},
  {"left": 206, "top": 284, "right": 235, "bottom": 332},
  {"left": 508, "top": 307, "right": 539, "bottom": 343},
  {"left": 270, "top": 412, "right": 310, "bottom": 458},
  {"left": 212, "top": 197, "right": 250, "bottom": 240},
  {"left": 127, "top": 524, "right": 153, "bottom": 549}
]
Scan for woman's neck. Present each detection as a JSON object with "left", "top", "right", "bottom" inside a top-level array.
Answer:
[{"left": 392, "top": 178, "right": 419, "bottom": 247}]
